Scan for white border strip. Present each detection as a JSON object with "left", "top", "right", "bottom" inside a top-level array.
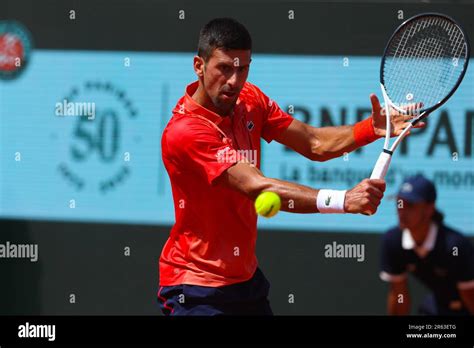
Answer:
[{"left": 379, "top": 271, "right": 407, "bottom": 282}]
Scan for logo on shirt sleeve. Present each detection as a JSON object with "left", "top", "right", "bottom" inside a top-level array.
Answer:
[{"left": 247, "top": 120, "right": 254, "bottom": 131}]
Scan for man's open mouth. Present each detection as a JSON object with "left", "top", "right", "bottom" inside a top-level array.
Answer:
[{"left": 221, "top": 91, "right": 237, "bottom": 98}]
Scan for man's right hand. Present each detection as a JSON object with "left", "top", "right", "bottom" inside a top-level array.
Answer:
[{"left": 344, "top": 179, "right": 386, "bottom": 215}]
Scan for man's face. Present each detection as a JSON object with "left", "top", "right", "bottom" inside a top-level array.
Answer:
[
  {"left": 397, "top": 198, "right": 434, "bottom": 232},
  {"left": 195, "top": 48, "right": 251, "bottom": 115}
]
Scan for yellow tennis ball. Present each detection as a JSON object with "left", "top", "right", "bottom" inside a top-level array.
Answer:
[{"left": 255, "top": 191, "right": 281, "bottom": 218}]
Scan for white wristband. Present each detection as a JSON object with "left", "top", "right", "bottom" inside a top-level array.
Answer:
[{"left": 316, "top": 189, "right": 347, "bottom": 214}]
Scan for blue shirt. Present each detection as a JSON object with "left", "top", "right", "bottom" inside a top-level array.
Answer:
[{"left": 380, "top": 222, "right": 474, "bottom": 310}]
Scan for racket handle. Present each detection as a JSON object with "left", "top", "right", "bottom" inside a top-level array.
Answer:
[{"left": 370, "top": 151, "right": 392, "bottom": 179}]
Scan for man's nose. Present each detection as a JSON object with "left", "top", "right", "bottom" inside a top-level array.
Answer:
[{"left": 227, "top": 71, "right": 238, "bottom": 87}]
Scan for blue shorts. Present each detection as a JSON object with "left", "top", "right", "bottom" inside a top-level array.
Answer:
[{"left": 157, "top": 267, "right": 273, "bottom": 316}]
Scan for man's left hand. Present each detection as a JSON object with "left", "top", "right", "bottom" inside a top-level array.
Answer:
[{"left": 370, "top": 93, "right": 426, "bottom": 137}]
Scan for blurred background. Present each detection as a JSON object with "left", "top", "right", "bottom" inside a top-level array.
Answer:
[{"left": 0, "top": 0, "right": 473, "bottom": 315}]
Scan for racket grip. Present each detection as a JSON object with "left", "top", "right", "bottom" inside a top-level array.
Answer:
[{"left": 370, "top": 151, "right": 392, "bottom": 179}]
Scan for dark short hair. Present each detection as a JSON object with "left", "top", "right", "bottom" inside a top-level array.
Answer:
[{"left": 197, "top": 18, "right": 252, "bottom": 62}]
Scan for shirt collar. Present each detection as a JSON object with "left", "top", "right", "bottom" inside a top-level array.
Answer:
[
  {"left": 182, "top": 81, "right": 225, "bottom": 126},
  {"left": 402, "top": 222, "right": 438, "bottom": 258}
]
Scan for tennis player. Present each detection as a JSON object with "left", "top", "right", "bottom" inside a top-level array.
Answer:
[
  {"left": 380, "top": 175, "right": 474, "bottom": 315},
  {"left": 158, "top": 18, "right": 416, "bottom": 315}
]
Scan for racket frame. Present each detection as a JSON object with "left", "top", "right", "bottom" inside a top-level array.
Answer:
[{"left": 370, "top": 12, "right": 470, "bottom": 180}]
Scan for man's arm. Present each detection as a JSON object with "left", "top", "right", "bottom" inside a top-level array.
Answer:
[
  {"left": 275, "top": 94, "right": 425, "bottom": 162},
  {"left": 453, "top": 236, "right": 474, "bottom": 314},
  {"left": 275, "top": 118, "right": 360, "bottom": 162},
  {"left": 215, "top": 161, "right": 386, "bottom": 215},
  {"left": 387, "top": 278, "right": 411, "bottom": 315},
  {"left": 459, "top": 287, "right": 474, "bottom": 314}
]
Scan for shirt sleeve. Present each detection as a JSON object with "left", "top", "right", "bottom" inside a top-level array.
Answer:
[
  {"left": 380, "top": 231, "right": 407, "bottom": 282},
  {"left": 163, "top": 117, "right": 243, "bottom": 185},
  {"left": 250, "top": 84, "right": 294, "bottom": 143}
]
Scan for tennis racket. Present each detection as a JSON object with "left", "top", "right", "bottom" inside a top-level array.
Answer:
[{"left": 370, "top": 13, "right": 470, "bottom": 180}]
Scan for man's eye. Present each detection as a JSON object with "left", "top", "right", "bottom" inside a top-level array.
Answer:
[{"left": 221, "top": 65, "right": 232, "bottom": 73}]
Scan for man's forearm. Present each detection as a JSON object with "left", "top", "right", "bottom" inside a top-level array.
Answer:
[
  {"left": 255, "top": 176, "right": 322, "bottom": 213},
  {"left": 310, "top": 125, "right": 358, "bottom": 161},
  {"left": 387, "top": 281, "right": 410, "bottom": 315},
  {"left": 459, "top": 288, "right": 474, "bottom": 314},
  {"left": 220, "top": 162, "right": 385, "bottom": 215},
  {"left": 310, "top": 118, "right": 379, "bottom": 162},
  {"left": 387, "top": 290, "right": 410, "bottom": 315}
]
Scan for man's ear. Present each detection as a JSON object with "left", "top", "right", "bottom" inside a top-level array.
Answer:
[{"left": 194, "top": 56, "right": 205, "bottom": 78}]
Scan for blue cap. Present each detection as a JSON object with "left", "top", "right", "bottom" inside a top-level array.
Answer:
[{"left": 397, "top": 174, "right": 437, "bottom": 203}]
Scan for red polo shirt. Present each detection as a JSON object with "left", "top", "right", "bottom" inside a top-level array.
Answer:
[{"left": 160, "top": 81, "right": 293, "bottom": 287}]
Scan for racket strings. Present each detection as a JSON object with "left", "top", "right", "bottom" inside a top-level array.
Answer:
[
  {"left": 388, "top": 20, "right": 466, "bottom": 106},
  {"left": 383, "top": 15, "right": 468, "bottom": 114}
]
